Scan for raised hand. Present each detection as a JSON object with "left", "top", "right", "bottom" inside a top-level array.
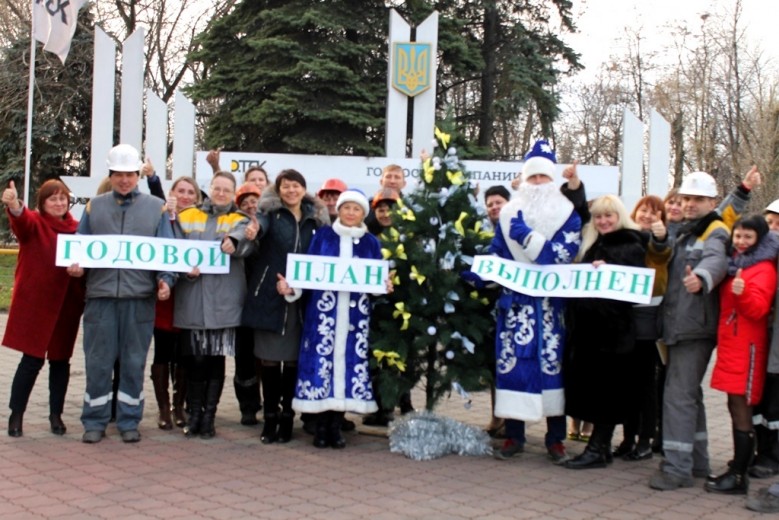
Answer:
[
  {"left": 140, "top": 158, "right": 154, "bottom": 178},
  {"left": 276, "top": 273, "right": 293, "bottom": 296},
  {"left": 2, "top": 180, "right": 20, "bottom": 210},
  {"left": 742, "top": 165, "right": 761, "bottom": 190},
  {"left": 683, "top": 265, "right": 702, "bottom": 293},
  {"left": 650, "top": 210, "right": 667, "bottom": 241},
  {"left": 562, "top": 160, "right": 580, "bottom": 190},
  {"left": 509, "top": 211, "right": 532, "bottom": 243},
  {"left": 731, "top": 268, "right": 745, "bottom": 295}
]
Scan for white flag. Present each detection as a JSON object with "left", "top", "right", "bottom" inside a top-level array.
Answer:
[{"left": 32, "top": 0, "right": 87, "bottom": 64}]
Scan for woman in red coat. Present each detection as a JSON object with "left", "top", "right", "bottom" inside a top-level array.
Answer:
[
  {"left": 707, "top": 215, "right": 778, "bottom": 494},
  {"left": 2, "top": 179, "right": 85, "bottom": 437}
]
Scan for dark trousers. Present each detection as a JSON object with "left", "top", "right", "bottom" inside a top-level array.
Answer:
[{"left": 10, "top": 354, "right": 70, "bottom": 415}]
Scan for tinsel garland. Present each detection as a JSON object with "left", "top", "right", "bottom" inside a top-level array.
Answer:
[{"left": 388, "top": 411, "right": 492, "bottom": 461}]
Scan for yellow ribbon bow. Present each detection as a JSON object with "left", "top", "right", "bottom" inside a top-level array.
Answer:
[
  {"left": 423, "top": 158, "right": 435, "bottom": 183},
  {"left": 446, "top": 170, "right": 464, "bottom": 186},
  {"left": 396, "top": 244, "right": 407, "bottom": 260},
  {"left": 393, "top": 302, "right": 411, "bottom": 331},
  {"left": 454, "top": 211, "right": 469, "bottom": 236},
  {"left": 410, "top": 265, "right": 426, "bottom": 285},
  {"left": 435, "top": 127, "right": 451, "bottom": 149},
  {"left": 373, "top": 350, "right": 407, "bottom": 372}
]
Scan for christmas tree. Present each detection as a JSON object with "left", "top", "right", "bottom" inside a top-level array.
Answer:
[{"left": 370, "top": 128, "right": 495, "bottom": 411}]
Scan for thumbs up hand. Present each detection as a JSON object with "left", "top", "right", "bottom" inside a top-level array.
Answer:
[
  {"left": 731, "top": 268, "right": 745, "bottom": 295},
  {"left": 650, "top": 210, "right": 667, "bottom": 241},
  {"left": 562, "top": 160, "right": 580, "bottom": 190},
  {"left": 140, "top": 158, "right": 154, "bottom": 178},
  {"left": 2, "top": 180, "right": 20, "bottom": 210},
  {"left": 683, "top": 265, "right": 703, "bottom": 293},
  {"left": 743, "top": 165, "right": 761, "bottom": 190}
]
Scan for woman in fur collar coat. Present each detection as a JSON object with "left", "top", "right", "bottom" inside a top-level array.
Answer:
[
  {"left": 277, "top": 189, "right": 389, "bottom": 448},
  {"left": 563, "top": 194, "right": 648, "bottom": 469},
  {"left": 242, "top": 169, "right": 330, "bottom": 444}
]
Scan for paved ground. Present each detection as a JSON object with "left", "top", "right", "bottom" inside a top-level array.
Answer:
[{"left": 0, "top": 313, "right": 774, "bottom": 519}]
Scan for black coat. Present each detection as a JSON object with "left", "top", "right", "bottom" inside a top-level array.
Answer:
[
  {"left": 241, "top": 187, "right": 329, "bottom": 332},
  {"left": 564, "top": 228, "right": 647, "bottom": 425}
]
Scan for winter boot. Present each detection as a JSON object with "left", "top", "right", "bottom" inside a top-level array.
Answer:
[
  {"left": 150, "top": 364, "right": 173, "bottom": 430},
  {"left": 750, "top": 425, "right": 779, "bottom": 478},
  {"left": 705, "top": 429, "right": 755, "bottom": 494},
  {"left": 183, "top": 380, "right": 206, "bottom": 438},
  {"left": 48, "top": 360, "right": 69, "bottom": 436},
  {"left": 260, "top": 365, "right": 282, "bottom": 444},
  {"left": 313, "top": 412, "right": 329, "bottom": 448},
  {"left": 172, "top": 365, "right": 187, "bottom": 428},
  {"left": 234, "top": 375, "right": 260, "bottom": 426},
  {"left": 564, "top": 424, "right": 614, "bottom": 470},
  {"left": 328, "top": 411, "right": 346, "bottom": 449},
  {"left": 200, "top": 379, "right": 224, "bottom": 439},
  {"left": 277, "top": 365, "right": 297, "bottom": 443}
]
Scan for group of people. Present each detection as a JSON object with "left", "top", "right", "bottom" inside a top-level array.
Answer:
[
  {"left": 2, "top": 144, "right": 404, "bottom": 451},
  {"left": 4, "top": 139, "right": 779, "bottom": 512},
  {"left": 480, "top": 139, "right": 779, "bottom": 512}
]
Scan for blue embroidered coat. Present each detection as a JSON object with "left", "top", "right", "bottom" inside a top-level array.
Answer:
[
  {"left": 292, "top": 220, "right": 381, "bottom": 414},
  {"left": 491, "top": 195, "right": 581, "bottom": 421}
]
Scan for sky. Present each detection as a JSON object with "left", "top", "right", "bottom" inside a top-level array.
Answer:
[{"left": 564, "top": 0, "right": 779, "bottom": 80}]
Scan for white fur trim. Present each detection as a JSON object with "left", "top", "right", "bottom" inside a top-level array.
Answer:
[
  {"left": 292, "top": 397, "right": 378, "bottom": 414},
  {"left": 333, "top": 218, "right": 367, "bottom": 238},
  {"left": 494, "top": 388, "right": 564, "bottom": 421},
  {"left": 521, "top": 157, "right": 555, "bottom": 183}
]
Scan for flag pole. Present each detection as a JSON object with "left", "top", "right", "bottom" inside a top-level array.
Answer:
[{"left": 23, "top": 7, "right": 37, "bottom": 210}]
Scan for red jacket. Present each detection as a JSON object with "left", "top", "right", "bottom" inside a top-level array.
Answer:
[
  {"left": 712, "top": 259, "right": 777, "bottom": 404},
  {"left": 2, "top": 207, "right": 85, "bottom": 360}
]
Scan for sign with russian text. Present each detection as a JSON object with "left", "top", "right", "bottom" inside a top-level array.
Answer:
[
  {"left": 471, "top": 255, "right": 655, "bottom": 304},
  {"left": 55, "top": 235, "right": 229, "bottom": 274},
  {"left": 285, "top": 254, "right": 390, "bottom": 294}
]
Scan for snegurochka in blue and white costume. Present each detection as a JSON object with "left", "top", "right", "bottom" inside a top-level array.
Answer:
[
  {"left": 277, "top": 189, "right": 385, "bottom": 449},
  {"left": 491, "top": 139, "right": 582, "bottom": 463}
]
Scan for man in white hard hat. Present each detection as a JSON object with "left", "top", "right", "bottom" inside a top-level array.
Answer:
[
  {"left": 649, "top": 170, "right": 734, "bottom": 490},
  {"left": 67, "top": 144, "right": 175, "bottom": 444}
]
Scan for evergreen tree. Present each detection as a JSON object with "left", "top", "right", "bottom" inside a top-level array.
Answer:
[
  {"left": 370, "top": 127, "right": 494, "bottom": 411},
  {"left": 0, "top": 9, "right": 95, "bottom": 239},
  {"left": 186, "top": 0, "right": 387, "bottom": 155}
]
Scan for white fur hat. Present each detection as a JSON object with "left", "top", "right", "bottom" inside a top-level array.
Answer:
[
  {"left": 336, "top": 189, "right": 369, "bottom": 216},
  {"left": 521, "top": 139, "right": 557, "bottom": 182}
]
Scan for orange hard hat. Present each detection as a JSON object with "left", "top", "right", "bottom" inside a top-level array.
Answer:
[
  {"left": 317, "top": 178, "right": 348, "bottom": 198},
  {"left": 235, "top": 183, "right": 261, "bottom": 205},
  {"left": 371, "top": 188, "right": 400, "bottom": 209}
]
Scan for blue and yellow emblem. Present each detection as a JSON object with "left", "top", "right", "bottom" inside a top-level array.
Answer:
[{"left": 392, "top": 42, "right": 432, "bottom": 97}]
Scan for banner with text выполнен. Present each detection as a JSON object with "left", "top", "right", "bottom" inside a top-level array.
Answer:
[{"left": 470, "top": 255, "right": 655, "bottom": 304}]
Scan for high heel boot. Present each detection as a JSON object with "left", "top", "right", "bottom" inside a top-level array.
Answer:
[
  {"left": 200, "top": 379, "right": 224, "bottom": 439},
  {"left": 705, "top": 429, "right": 754, "bottom": 494},
  {"left": 184, "top": 380, "right": 206, "bottom": 437},
  {"left": 151, "top": 364, "right": 173, "bottom": 430},
  {"left": 260, "top": 365, "right": 282, "bottom": 444}
]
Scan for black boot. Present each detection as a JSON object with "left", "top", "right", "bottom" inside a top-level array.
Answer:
[
  {"left": 200, "top": 379, "right": 224, "bottom": 439},
  {"left": 750, "top": 425, "right": 779, "bottom": 478},
  {"left": 705, "top": 429, "right": 754, "bottom": 494},
  {"left": 329, "top": 411, "right": 346, "bottom": 449},
  {"left": 8, "top": 355, "right": 44, "bottom": 437},
  {"left": 234, "top": 376, "right": 261, "bottom": 426},
  {"left": 48, "top": 359, "right": 69, "bottom": 436},
  {"left": 260, "top": 365, "right": 282, "bottom": 444},
  {"left": 564, "top": 424, "right": 614, "bottom": 470},
  {"left": 276, "top": 365, "right": 297, "bottom": 443},
  {"left": 151, "top": 364, "right": 173, "bottom": 430},
  {"left": 172, "top": 365, "right": 187, "bottom": 428},
  {"left": 7, "top": 412, "right": 23, "bottom": 438},
  {"left": 399, "top": 392, "right": 414, "bottom": 415},
  {"left": 313, "top": 412, "right": 329, "bottom": 448},
  {"left": 183, "top": 380, "right": 206, "bottom": 438}
]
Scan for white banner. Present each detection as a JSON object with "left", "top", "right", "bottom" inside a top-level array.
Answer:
[
  {"left": 285, "top": 254, "right": 390, "bottom": 294},
  {"left": 33, "top": 0, "right": 87, "bottom": 63},
  {"left": 471, "top": 255, "right": 655, "bottom": 304},
  {"left": 55, "top": 234, "right": 230, "bottom": 274}
]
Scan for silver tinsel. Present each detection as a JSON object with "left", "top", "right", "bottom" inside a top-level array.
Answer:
[{"left": 388, "top": 411, "right": 492, "bottom": 461}]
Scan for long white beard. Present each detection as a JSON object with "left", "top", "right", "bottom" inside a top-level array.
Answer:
[{"left": 510, "top": 182, "right": 572, "bottom": 240}]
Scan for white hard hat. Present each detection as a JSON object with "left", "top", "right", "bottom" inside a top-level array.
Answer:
[
  {"left": 106, "top": 144, "right": 142, "bottom": 172},
  {"left": 678, "top": 171, "right": 718, "bottom": 198},
  {"left": 765, "top": 199, "right": 779, "bottom": 214}
]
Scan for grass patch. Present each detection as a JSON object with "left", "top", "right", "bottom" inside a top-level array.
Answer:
[{"left": 0, "top": 251, "right": 18, "bottom": 312}]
